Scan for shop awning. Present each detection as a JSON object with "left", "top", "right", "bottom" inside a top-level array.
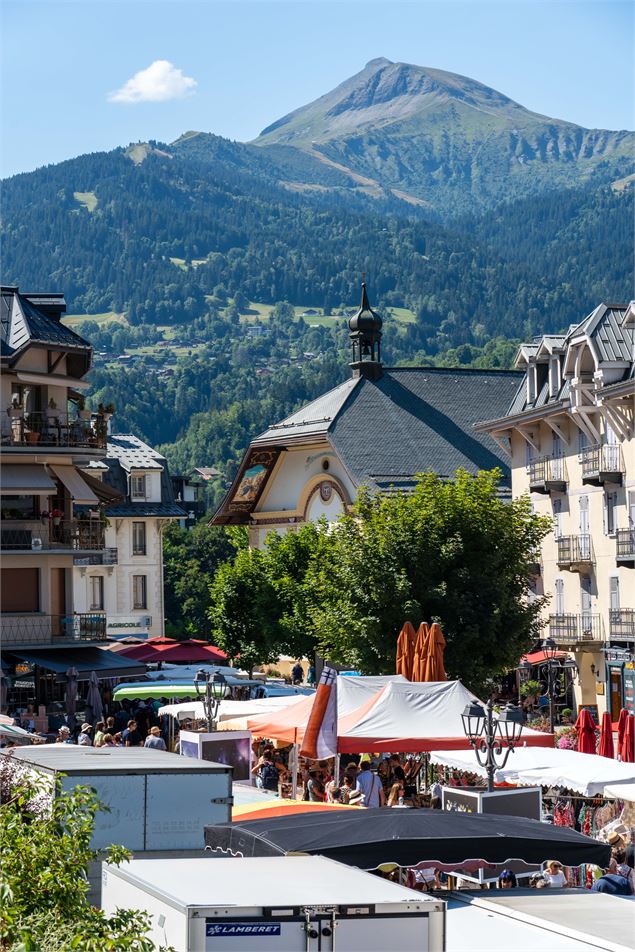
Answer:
[
  {"left": 6, "top": 647, "right": 145, "bottom": 681},
  {"left": 0, "top": 464, "right": 56, "bottom": 495},
  {"left": 49, "top": 465, "right": 98, "bottom": 505},
  {"left": 16, "top": 371, "right": 90, "bottom": 390},
  {"left": 520, "top": 649, "right": 567, "bottom": 665},
  {"left": 78, "top": 470, "right": 123, "bottom": 505}
]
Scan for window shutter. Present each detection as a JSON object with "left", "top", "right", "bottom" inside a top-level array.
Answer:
[
  {"left": 610, "top": 577, "right": 620, "bottom": 612},
  {"left": 603, "top": 495, "right": 608, "bottom": 535}
]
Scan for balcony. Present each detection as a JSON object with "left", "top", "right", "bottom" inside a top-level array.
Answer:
[
  {"left": 73, "top": 548, "right": 118, "bottom": 566},
  {"left": 528, "top": 456, "right": 568, "bottom": 494},
  {"left": 581, "top": 443, "right": 624, "bottom": 487},
  {"left": 0, "top": 519, "right": 105, "bottom": 552},
  {"left": 609, "top": 609, "right": 635, "bottom": 641},
  {"left": 557, "top": 534, "right": 594, "bottom": 572},
  {"left": 616, "top": 529, "right": 635, "bottom": 566},
  {"left": 549, "top": 613, "right": 603, "bottom": 646},
  {"left": 1, "top": 410, "right": 107, "bottom": 452},
  {"left": 1, "top": 612, "right": 108, "bottom": 647}
]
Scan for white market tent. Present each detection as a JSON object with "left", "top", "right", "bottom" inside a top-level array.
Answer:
[
  {"left": 431, "top": 746, "right": 635, "bottom": 797},
  {"left": 603, "top": 782, "right": 635, "bottom": 801},
  {"left": 337, "top": 680, "right": 553, "bottom": 754},
  {"left": 158, "top": 694, "right": 306, "bottom": 723}
]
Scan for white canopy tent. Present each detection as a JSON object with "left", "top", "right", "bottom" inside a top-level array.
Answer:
[
  {"left": 431, "top": 746, "right": 635, "bottom": 797},
  {"left": 158, "top": 694, "right": 305, "bottom": 722},
  {"left": 603, "top": 782, "right": 635, "bottom": 801},
  {"left": 337, "top": 680, "right": 553, "bottom": 754}
]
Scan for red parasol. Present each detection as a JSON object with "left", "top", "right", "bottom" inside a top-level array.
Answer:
[
  {"left": 598, "top": 711, "right": 614, "bottom": 759},
  {"left": 620, "top": 713, "right": 635, "bottom": 763},
  {"left": 617, "top": 709, "right": 629, "bottom": 759},
  {"left": 395, "top": 622, "right": 417, "bottom": 680},
  {"left": 575, "top": 708, "right": 597, "bottom": 754}
]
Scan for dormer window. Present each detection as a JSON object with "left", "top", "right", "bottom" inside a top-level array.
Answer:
[
  {"left": 549, "top": 356, "right": 560, "bottom": 398},
  {"left": 130, "top": 474, "right": 146, "bottom": 499}
]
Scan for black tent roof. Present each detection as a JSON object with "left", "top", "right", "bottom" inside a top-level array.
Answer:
[{"left": 204, "top": 808, "right": 609, "bottom": 870}]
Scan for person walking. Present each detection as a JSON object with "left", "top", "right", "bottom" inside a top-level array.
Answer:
[
  {"left": 291, "top": 661, "right": 304, "bottom": 685},
  {"left": 144, "top": 725, "right": 167, "bottom": 751},
  {"left": 356, "top": 762, "right": 385, "bottom": 808}
]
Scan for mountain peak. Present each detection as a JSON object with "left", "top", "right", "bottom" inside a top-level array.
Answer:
[{"left": 365, "top": 57, "right": 393, "bottom": 68}]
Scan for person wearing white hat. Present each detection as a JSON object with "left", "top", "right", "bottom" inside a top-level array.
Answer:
[
  {"left": 56, "top": 725, "right": 73, "bottom": 744},
  {"left": 77, "top": 723, "right": 93, "bottom": 746}
]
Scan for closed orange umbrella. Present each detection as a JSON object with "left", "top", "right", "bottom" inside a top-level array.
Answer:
[
  {"left": 423, "top": 622, "right": 447, "bottom": 682},
  {"left": 396, "top": 622, "right": 417, "bottom": 680},
  {"left": 412, "top": 623, "right": 430, "bottom": 682}
]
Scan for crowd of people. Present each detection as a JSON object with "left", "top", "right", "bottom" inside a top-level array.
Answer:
[{"left": 52, "top": 698, "right": 169, "bottom": 750}]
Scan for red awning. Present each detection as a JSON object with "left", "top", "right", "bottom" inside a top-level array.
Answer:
[
  {"left": 520, "top": 649, "right": 567, "bottom": 666},
  {"left": 153, "top": 640, "right": 228, "bottom": 664}
]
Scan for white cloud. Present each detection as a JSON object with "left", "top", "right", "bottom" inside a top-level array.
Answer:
[{"left": 108, "top": 60, "right": 197, "bottom": 104}]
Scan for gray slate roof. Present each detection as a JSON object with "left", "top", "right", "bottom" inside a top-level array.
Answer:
[
  {"left": 0, "top": 286, "right": 91, "bottom": 363},
  {"left": 328, "top": 368, "right": 521, "bottom": 491},
  {"left": 96, "top": 434, "right": 186, "bottom": 518},
  {"left": 255, "top": 377, "right": 358, "bottom": 443},
  {"left": 578, "top": 305, "right": 634, "bottom": 363}
]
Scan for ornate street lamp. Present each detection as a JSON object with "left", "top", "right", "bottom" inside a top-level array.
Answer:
[
  {"left": 462, "top": 699, "right": 524, "bottom": 792},
  {"left": 193, "top": 668, "right": 227, "bottom": 731}
]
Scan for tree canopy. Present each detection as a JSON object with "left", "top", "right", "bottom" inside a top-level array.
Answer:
[{"left": 207, "top": 470, "right": 551, "bottom": 693}]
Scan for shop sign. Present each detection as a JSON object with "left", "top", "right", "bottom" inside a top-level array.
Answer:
[
  {"left": 15, "top": 662, "right": 33, "bottom": 676},
  {"left": 605, "top": 647, "right": 634, "bottom": 663}
]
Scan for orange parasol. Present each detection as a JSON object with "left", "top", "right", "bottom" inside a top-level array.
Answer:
[
  {"left": 412, "top": 623, "right": 430, "bottom": 682},
  {"left": 396, "top": 622, "right": 417, "bottom": 680},
  {"left": 423, "top": 622, "right": 447, "bottom": 682}
]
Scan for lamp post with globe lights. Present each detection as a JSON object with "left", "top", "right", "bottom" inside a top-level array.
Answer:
[
  {"left": 193, "top": 668, "right": 227, "bottom": 731},
  {"left": 519, "top": 638, "right": 578, "bottom": 733},
  {"left": 461, "top": 699, "right": 524, "bottom": 792}
]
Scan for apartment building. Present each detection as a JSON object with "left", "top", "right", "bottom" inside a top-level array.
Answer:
[
  {"left": 73, "top": 435, "right": 185, "bottom": 639},
  {"left": 478, "top": 302, "right": 635, "bottom": 718},
  {"left": 1, "top": 286, "right": 146, "bottom": 707}
]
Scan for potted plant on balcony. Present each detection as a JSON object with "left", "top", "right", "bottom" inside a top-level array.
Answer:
[
  {"left": 76, "top": 395, "right": 92, "bottom": 421},
  {"left": 50, "top": 508, "right": 64, "bottom": 527},
  {"left": 97, "top": 401, "right": 115, "bottom": 421}
]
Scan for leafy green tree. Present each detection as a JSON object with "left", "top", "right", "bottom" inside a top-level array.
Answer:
[
  {"left": 208, "top": 546, "right": 283, "bottom": 674},
  {"left": 163, "top": 522, "right": 236, "bottom": 638},
  {"left": 303, "top": 469, "right": 550, "bottom": 691},
  {"left": 0, "top": 767, "right": 163, "bottom": 951}
]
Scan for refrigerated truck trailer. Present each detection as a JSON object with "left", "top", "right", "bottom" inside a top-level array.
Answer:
[{"left": 101, "top": 855, "right": 446, "bottom": 952}]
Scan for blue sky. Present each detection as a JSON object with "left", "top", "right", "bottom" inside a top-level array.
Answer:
[{"left": 2, "top": 0, "right": 633, "bottom": 178}]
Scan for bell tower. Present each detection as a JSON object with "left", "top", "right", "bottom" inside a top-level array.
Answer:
[{"left": 348, "top": 282, "right": 383, "bottom": 380}]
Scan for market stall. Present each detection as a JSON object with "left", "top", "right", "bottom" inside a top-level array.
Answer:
[{"left": 204, "top": 808, "right": 610, "bottom": 869}]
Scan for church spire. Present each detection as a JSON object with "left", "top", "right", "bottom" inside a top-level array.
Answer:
[{"left": 348, "top": 281, "right": 383, "bottom": 380}]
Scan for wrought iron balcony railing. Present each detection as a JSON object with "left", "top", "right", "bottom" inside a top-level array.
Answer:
[
  {"left": 557, "top": 534, "right": 594, "bottom": 571},
  {"left": 2, "top": 410, "right": 107, "bottom": 450},
  {"left": 609, "top": 609, "right": 635, "bottom": 641},
  {"left": 616, "top": 529, "right": 635, "bottom": 565},
  {"left": 73, "top": 548, "right": 118, "bottom": 566},
  {"left": 1, "top": 612, "right": 108, "bottom": 646},
  {"left": 580, "top": 443, "right": 624, "bottom": 486},
  {"left": 549, "top": 613, "right": 603, "bottom": 645},
  {"left": 527, "top": 455, "right": 568, "bottom": 494},
  {"left": 0, "top": 519, "right": 105, "bottom": 551}
]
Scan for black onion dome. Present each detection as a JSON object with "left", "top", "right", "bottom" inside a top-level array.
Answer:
[{"left": 348, "top": 283, "right": 382, "bottom": 334}]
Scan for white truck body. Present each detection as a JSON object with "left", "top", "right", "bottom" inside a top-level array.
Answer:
[{"left": 102, "top": 856, "right": 446, "bottom": 952}]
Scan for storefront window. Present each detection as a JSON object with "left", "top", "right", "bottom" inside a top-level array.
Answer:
[{"left": 0, "top": 495, "right": 38, "bottom": 519}]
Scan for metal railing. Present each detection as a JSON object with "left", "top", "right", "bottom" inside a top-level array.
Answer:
[
  {"left": 73, "top": 548, "right": 118, "bottom": 566},
  {"left": 609, "top": 609, "right": 635, "bottom": 640},
  {"left": 557, "top": 534, "right": 594, "bottom": 567},
  {"left": 549, "top": 613, "right": 603, "bottom": 645},
  {"left": 616, "top": 529, "right": 635, "bottom": 562},
  {"left": 527, "top": 455, "right": 567, "bottom": 490},
  {"left": 580, "top": 443, "right": 624, "bottom": 479},
  {"left": 2, "top": 410, "right": 107, "bottom": 450},
  {"left": 0, "top": 519, "right": 105, "bottom": 551},
  {"left": 1, "top": 612, "right": 108, "bottom": 646}
]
